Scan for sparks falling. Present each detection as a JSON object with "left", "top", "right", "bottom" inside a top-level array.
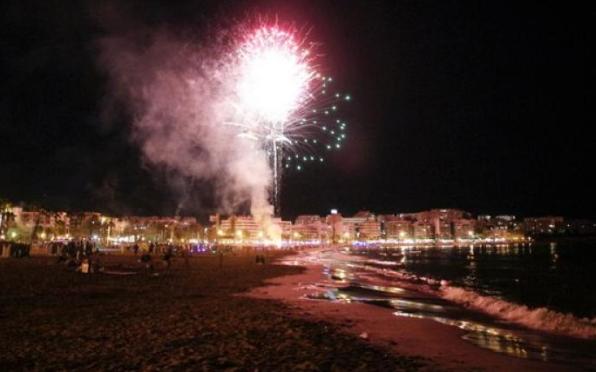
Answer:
[{"left": 229, "top": 25, "right": 350, "bottom": 216}]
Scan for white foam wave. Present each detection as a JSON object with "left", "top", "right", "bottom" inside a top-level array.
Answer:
[
  {"left": 283, "top": 250, "right": 596, "bottom": 339},
  {"left": 441, "top": 286, "right": 596, "bottom": 339},
  {"left": 347, "top": 259, "right": 596, "bottom": 339}
]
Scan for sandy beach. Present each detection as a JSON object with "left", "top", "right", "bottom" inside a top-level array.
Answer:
[{"left": 0, "top": 253, "right": 427, "bottom": 370}]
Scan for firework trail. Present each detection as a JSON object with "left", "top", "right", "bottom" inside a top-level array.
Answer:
[{"left": 227, "top": 24, "right": 351, "bottom": 216}]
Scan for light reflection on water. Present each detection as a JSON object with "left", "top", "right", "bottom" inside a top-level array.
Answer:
[
  {"left": 298, "top": 249, "right": 596, "bottom": 368},
  {"left": 348, "top": 242, "right": 596, "bottom": 318}
]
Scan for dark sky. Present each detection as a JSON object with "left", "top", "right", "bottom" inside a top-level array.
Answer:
[{"left": 1, "top": 1, "right": 594, "bottom": 220}]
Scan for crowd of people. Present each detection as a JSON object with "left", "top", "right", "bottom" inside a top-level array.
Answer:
[
  {"left": 2, "top": 239, "right": 276, "bottom": 275},
  {"left": 133, "top": 243, "right": 177, "bottom": 272},
  {"left": 0, "top": 241, "right": 31, "bottom": 258},
  {"left": 53, "top": 240, "right": 101, "bottom": 273}
]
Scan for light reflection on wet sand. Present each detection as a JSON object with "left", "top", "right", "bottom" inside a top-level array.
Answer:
[{"left": 293, "top": 249, "right": 596, "bottom": 368}]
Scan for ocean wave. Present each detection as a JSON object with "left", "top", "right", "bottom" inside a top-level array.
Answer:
[
  {"left": 350, "top": 260, "right": 596, "bottom": 339},
  {"left": 440, "top": 286, "right": 596, "bottom": 339},
  {"left": 287, "top": 250, "right": 596, "bottom": 339}
]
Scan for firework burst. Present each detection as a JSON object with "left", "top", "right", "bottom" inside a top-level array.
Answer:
[{"left": 227, "top": 24, "right": 350, "bottom": 215}]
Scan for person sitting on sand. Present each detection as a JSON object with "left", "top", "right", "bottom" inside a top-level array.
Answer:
[
  {"left": 162, "top": 248, "right": 172, "bottom": 269},
  {"left": 56, "top": 251, "right": 67, "bottom": 264},
  {"left": 77, "top": 258, "right": 90, "bottom": 274},
  {"left": 65, "top": 257, "right": 78, "bottom": 270},
  {"left": 88, "top": 255, "right": 98, "bottom": 273}
]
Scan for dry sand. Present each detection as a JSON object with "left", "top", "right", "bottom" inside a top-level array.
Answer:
[{"left": 0, "top": 254, "right": 428, "bottom": 370}]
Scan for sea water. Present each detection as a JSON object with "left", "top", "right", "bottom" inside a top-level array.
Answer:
[{"left": 289, "top": 240, "right": 596, "bottom": 368}]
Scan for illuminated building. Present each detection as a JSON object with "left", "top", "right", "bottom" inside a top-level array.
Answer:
[
  {"left": 383, "top": 217, "right": 414, "bottom": 240},
  {"left": 325, "top": 211, "right": 344, "bottom": 242},
  {"left": 358, "top": 219, "right": 382, "bottom": 240},
  {"left": 413, "top": 222, "right": 433, "bottom": 240},
  {"left": 453, "top": 219, "right": 477, "bottom": 240},
  {"left": 293, "top": 215, "right": 329, "bottom": 240},
  {"left": 523, "top": 216, "right": 564, "bottom": 235},
  {"left": 495, "top": 215, "right": 516, "bottom": 222},
  {"left": 219, "top": 215, "right": 290, "bottom": 240},
  {"left": 338, "top": 211, "right": 379, "bottom": 241},
  {"left": 220, "top": 216, "right": 260, "bottom": 239},
  {"left": 564, "top": 219, "right": 596, "bottom": 235}
]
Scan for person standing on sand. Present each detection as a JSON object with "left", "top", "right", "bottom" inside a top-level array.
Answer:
[
  {"left": 140, "top": 252, "right": 153, "bottom": 272},
  {"left": 75, "top": 241, "right": 82, "bottom": 261},
  {"left": 180, "top": 246, "right": 190, "bottom": 266},
  {"left": 85, "top": 241, "right": 92, "bottom": 256},
  {"left": 162, "top": 246, "right": 172, "bottom": 269},
  {"left": 90, "top": 253, "right": 101, "bottom": 273}
]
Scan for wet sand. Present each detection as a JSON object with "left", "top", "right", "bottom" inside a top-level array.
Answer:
[{"left": 247, "top": 262, "right": 572, "bottom": 371}]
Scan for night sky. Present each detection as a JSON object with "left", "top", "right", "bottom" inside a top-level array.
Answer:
[{"left": 1, "top": 1, "right": 594, "bottom": 220}]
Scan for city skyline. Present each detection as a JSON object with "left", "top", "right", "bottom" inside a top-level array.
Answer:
[
  {"left": 0, "top": 197, "right": 587, "bottom": 223},
  {"left": 3, "top": 199, "right": 594, "bottom": 245}
]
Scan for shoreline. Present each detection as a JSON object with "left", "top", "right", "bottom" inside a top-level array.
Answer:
[{"left": 247, "top": 260, "right": 568, "bottom": 371}]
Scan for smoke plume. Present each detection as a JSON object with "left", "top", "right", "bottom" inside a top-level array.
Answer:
[{"left": 98, "top": 28, "right": 277, "bottom": 233}]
